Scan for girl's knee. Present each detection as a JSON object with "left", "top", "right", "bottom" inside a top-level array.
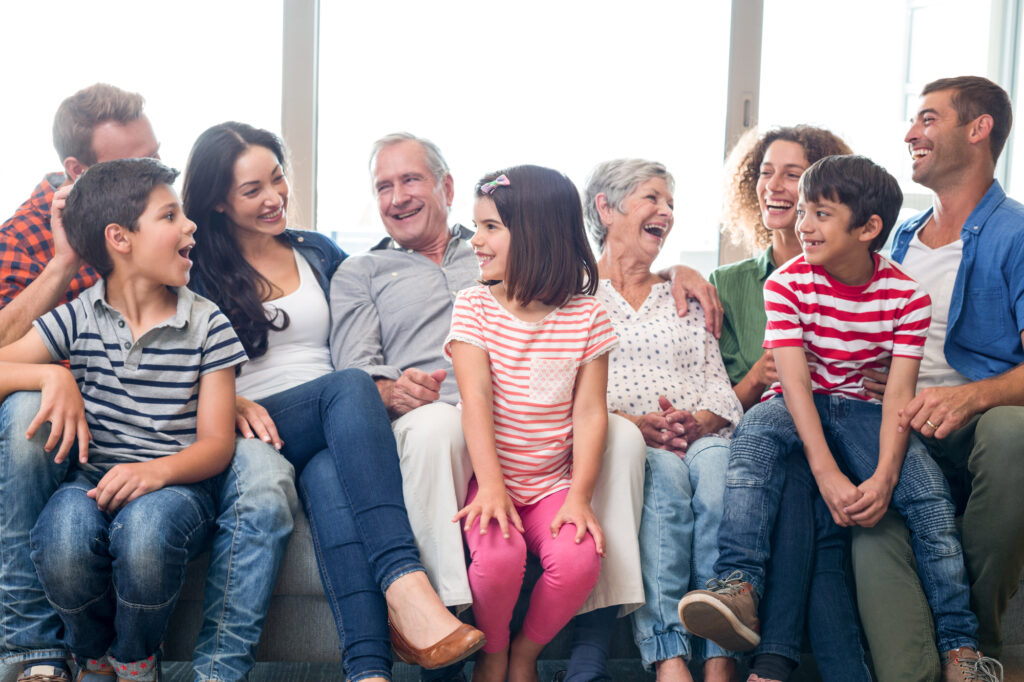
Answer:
[
  {"left": 544, "top": 530, "right": 601, "bottom": 589},
  {"left": 468, "top": 526, "right": 527, "bottom": 583}
]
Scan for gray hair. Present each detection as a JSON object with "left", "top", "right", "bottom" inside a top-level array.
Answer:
[
  {"left": 368, "top": 132, "right": 450, "bottom": 188},
  {"left": 583, "top": 159, "right": 675, "bottom": 249}
]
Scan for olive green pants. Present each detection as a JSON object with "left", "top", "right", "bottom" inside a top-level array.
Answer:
[{"left": 851, "top": 406, "right": 1024, "bottom": 682}]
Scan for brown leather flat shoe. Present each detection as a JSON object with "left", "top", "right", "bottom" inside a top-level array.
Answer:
[{"left": 389, "top": 621, "right": 486, "bottom": 670}]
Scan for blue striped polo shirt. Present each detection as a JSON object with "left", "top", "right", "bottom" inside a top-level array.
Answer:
[{"left": 33, "top": 280, "right": 247, "bottom": 470}]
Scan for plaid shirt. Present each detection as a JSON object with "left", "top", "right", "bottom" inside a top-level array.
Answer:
[{"left": 0, "top": 173, "right": 99, "bottom": 309}]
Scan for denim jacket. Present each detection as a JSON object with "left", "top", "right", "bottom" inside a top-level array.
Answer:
[
  {"left": 890, "top": 180, "right": 1024, "bottom": 380},
  {"left": 190, "top": 229, "right": 347, "bottom": 302},
  {"left": 282, "top": 229, "right": 348, "bottom": 297}
]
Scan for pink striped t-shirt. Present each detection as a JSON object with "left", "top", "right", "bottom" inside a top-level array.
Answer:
[
  {"left": 763, "top": 253, "right": 931, "bottom": 403},
  {"left": 444, "top": 285, "right": 618, "bottom": 504}
]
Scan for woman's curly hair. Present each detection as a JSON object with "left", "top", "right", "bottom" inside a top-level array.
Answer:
[{"left": 721, "top": 125, "right": 852, "bottom": 253}]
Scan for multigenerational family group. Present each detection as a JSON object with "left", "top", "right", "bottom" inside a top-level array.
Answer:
[{"left": 0, "top": 75, "right": 1021, "bottom": 682}]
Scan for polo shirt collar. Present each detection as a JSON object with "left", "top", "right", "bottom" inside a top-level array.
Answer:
[
  {"left": 375, "top": 224, "right": 471, "bottom": 252},
  {"left": 756, "top": 246, "right": 776, "bottom": 280},
  {"left": 88, "top": 280, "right": 193, "bottom": 330}
]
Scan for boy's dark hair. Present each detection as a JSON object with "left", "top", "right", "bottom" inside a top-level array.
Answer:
[
  {"left": 475, "top": 165, "right": 598, "bottom": 308},
  {"left": 63, "top": 158, "right": 180, "bottom": 278},
  {"left": 922, "top": 76, "right": 1013, "bottom": 163},
  {"left": 798, "top": 155, "right": 903, "bottom": 253}
]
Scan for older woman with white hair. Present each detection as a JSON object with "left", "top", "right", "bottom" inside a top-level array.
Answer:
[{"left": 585, "top": 160, "right": 743, "bottom": 682}]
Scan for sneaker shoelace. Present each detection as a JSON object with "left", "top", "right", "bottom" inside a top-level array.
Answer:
[
  {"left": 955, "top": 653, "right": 1004, "bottom": 681},
  {"left": 703, "top": 570, "right": 747, "bottom": 594}
]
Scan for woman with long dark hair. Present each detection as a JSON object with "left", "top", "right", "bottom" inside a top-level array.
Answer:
[{"left": 183, "top": 121, "right": 484, "bottom": 682}]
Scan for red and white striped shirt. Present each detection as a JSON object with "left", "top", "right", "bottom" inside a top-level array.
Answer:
[
  {"left": 763, "top": 253, "right": 931, "bottom": 403},
  {"left": 444, "top": 286, "right": 618, "bottom": 504}
]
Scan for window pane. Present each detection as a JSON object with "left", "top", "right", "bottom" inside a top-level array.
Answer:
[
  {"left": 318, "top": 0, "right": 731, "bottom": 273},
  {"left": 0, "top": 0, "right": 282, "bottom": 218},
  {"left": 759, "top": 0, "right": 994, "bottom": 217}
]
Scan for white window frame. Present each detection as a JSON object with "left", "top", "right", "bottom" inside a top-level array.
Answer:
[{"left": 280, "top": 0, "right": 1023, "bottom": 263}]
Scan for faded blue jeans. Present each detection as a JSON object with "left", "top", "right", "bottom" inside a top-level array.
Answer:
[
  {"left": 30, "top": 471, "right": 218, "bottom": 669},
  {"left": 715, "top": 394, "right": 977, "bottom": 654},
  {"left": 0, "top": 391, "right": 296, "bottom": 682},
  {"left": 256, "top": 369, "right": 424, "bottom": 682},
  {"left": 631, "top": 437, "right": 736, "bottom": 670},
  {"left": 0, "top": 392, "right": 69, "bottom": 666}
]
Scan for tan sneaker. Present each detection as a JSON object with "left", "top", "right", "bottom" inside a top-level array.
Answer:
[
  {"left": 16, "top": 666, "right": 71, "bottom": 682},
  {"left": 941, "top": 647, "right": 1003, "bottom": 681},
  {"left": 678, "top": 571, "right": 760, "bottom": 651}
]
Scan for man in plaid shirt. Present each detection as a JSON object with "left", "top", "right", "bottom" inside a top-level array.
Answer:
[{"left": 0, "top": 85, "right": 296, "bottom": 682}]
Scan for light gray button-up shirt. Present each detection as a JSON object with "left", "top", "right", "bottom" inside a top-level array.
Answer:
[{"left": 329, "top": 224, "right": 478, "bottom": 406}]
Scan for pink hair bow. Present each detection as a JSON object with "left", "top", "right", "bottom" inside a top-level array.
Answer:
[{"left": 480, "top": 174, "right": 510, "bottom": 194}]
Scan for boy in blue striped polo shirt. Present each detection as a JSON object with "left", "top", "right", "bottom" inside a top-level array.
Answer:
[{"left": 0, "top": 158, "right": 246, "bottom": 682}]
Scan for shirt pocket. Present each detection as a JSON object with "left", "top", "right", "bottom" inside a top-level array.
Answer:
[
  {"left": 957, "top": 288, "right": 1012, "bottom": 347},
  {"left": 530, "top": 358, "right": 577, "bottom": 405}
]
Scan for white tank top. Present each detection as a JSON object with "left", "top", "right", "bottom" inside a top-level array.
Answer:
[{"left": 236, "top": 249, "right": 335, "bottom": 400}]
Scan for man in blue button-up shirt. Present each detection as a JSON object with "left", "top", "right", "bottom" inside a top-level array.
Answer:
[{"left": 852, "top": 76, "right": 1024, "bottom": 682}]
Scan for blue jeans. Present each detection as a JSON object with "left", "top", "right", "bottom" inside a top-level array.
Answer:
[
  {"left": 0, "top": 392, "right": 297, "bottom": 681},
  {"left": 631, "top": 437, "right": 735, "bottom": 669},
  {"left": 257, "top": 369, "right": 424, "bottom": 682},
  {"left": 756, "top": 451, "right": 869, "bottom": 681},
  {"left": 30, "top": 471, "right": 217, "bottom": 666},
  {"left": 0, "top": 392, "right": 69, "bottom": 665},
  {"left": 716, "top": 394, "right": 977, "bottom": 653},
  {"left": 193, "top": 436, "right": 296, "bottom": 682}
]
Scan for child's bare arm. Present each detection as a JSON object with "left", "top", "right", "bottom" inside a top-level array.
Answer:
[
  {"left": 845, "top": 355, "right": 920, "bottom": 527},
  {"left": 552, "top": 354, "right": 608, "bottom": 555},
  {"left": 88, "top": 366, "right": 238, "bottom": 512},
  {"left": 0, "top": 328, "right": 90, "bottom": 463},
  {"left": 449, "top": 340, "right": 523, "bottom": 539},
  {"left": 774, "top": 345, "right": 861, "bottom": 526}
]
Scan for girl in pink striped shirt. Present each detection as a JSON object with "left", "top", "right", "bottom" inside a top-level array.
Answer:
[{"left": 444, "top": 165, "right": 617, "bottom": 682}]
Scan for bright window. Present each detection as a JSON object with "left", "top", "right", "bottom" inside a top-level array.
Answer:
[
  {"left": 0, "top": 0, "right": 282, "bottom": 218},
  {"left": 758, "top": 0, "right": 995, "bottom": 218},
  {"left": 318, "top": 0, "right": 732, "bottom": 273}
]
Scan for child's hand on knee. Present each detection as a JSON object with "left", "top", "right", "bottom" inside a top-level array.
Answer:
[
  {"left": 88, "top": 461, "right": 169, "bottom": 512},
  {"left": 454, "top": 484, "right": 524, "bottom": 539},
  {"left": 550, "top": 492, "right": 605, "bottom": 556}
]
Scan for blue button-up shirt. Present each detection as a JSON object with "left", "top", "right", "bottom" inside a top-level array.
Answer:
[{"left": 890, "top": 180, "right": 1024, "bottom": 381}]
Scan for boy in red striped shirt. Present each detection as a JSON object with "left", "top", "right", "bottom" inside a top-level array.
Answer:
[{"left": 680, "top": 156, "right": 1000, "bottom": 681}]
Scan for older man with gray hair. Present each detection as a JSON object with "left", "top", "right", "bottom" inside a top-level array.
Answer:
[{"left": 330, "top": 132, "right": 721, "bottom": 681}]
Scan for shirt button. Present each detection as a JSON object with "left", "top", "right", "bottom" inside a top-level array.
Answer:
[
  {"left": 118, "top": 320, "right": 125, "bottom": 328},
  {"left": 123, "top": 342, "right": 131, "bottom": 349}
]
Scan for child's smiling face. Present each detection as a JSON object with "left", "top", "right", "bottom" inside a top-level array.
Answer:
[
  {"left": 796, "top": 193, "right": 876, "bottom": 284},
  {"left": 470, "top": 196, "right": 511, "bottom": 282},
  {"left": 128, "top": 184, "right": 197, "bottom": 287}
]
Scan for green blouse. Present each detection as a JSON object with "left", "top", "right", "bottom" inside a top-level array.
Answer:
[{"left": 708, "top": 246, "right": 777, "bottom": 386}]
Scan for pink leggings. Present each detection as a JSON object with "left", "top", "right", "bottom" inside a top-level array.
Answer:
[{"left": 463, "top": 480, "right": 602, "bottom": 652}]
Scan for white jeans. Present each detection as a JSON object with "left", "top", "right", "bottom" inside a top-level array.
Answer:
[
  {"left": 392, "top": 402, "right": 474, "bottom": 610},
  {"left": 393, "top": 404, "right": 645, "bottom": 615},
  {"left": 581, "top": 413, "right": 646, "bottom": 616}
]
